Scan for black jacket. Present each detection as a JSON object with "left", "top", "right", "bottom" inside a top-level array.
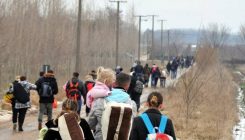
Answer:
[
  {"left": 35, "top": 74, "right": 58, "bottom": 103},
  {"left": 43, "top": 118, "right": 94, "bottom": 140},
  {"left": 129, "top": 109, "right": 176, "bottom": 140}
]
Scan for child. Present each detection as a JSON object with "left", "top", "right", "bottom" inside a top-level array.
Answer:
[
  {"left": 86, "top": 67, "right": 116, "bottom": 109},
  {"left": 43, "top": 99, "right": 94, "bottom": 140}
]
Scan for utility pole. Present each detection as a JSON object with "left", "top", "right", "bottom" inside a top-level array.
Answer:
[
  {"left": 110, "top": 0, "right": 127, "bottom": 67},
  {"left": 158, "top": 19, "right": 167, "bottom": 64},
  {"left": 75, "top": 0, "right": 82, "bottom": 72},
  {"left": 148, "top": 15, "right": 157, "bottom": 63},
  {"left": 168, "top": 30, "right": 170, "bottom": 60},
  {"left": 135, "top": 15, "right": 148, "bottom": 62}
]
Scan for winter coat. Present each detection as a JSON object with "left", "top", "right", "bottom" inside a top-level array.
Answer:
[
  {"left": 12, "top": 80, "right": 36, "bottom": 109},
  {"left": 127, "top": 75, "right": 137, "bottom": 97},
  {"left": 129, "top": 108, "right": 176, "bottom": 140},
  {"left": 143, "top": 66, "right": 151, "bottom": 80},
  {"left": 134, "top": 64, "right": 144, "bottom": 74},
  {"left": 86, "top": 81, "right": 111, "bottom": 108},
  {"left": 35, "top": 73, "right": 58, "bottom": 103},
  {"left": 65, "top": 77, "right": 86, "bottom": 101},
  {"left": 43, "top": 118, "right": 94, "bottom": 140},
  {"left": 87, "top": 87, "right": 137, "bottom": 140}
]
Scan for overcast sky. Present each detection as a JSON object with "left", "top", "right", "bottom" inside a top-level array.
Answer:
[
  {"left": 73, "top": 0, "right": 245, "bottom": 33},
  {"left": 131, "top": 0, "right": 245, "bottom": 33}
]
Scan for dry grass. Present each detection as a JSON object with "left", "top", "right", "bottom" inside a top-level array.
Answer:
[{"left": 161, "top": 49, "right": 238, "bottom": 139}]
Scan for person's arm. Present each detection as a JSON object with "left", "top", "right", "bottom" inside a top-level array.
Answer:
[
  {"left": 27, "top": 82, "right": 37, "bottom": 90},
  {"left": 79, "top": 81, "right": 86, "bottom": 102},
  {"left": 80, "top": 119, "right": 95, "bottom": 140},
  {"left": 35, "top": 79, "right": 41, "bottom": 92},
  {"left": 87, "top": 99, "right": 104, "bottom": 130},
  {"left": 129, "top": 118, "right": 140, "bottom": 140},
  {"left": 166, "top": 119, "right": 176, "bottom": 140},
  {"left": 43, "top": 129, "right": 60, "bottom": 140},
  {"left": 53, "top": 79, "right": 58, "bottom": 95}
]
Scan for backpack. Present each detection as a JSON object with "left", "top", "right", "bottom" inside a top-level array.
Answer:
[
  {"left": 152, "top": 67, "right": 157, "bottom": 73},
  {"left": 67, "top": 81, "right": 80, "bottom": 101},
  {"left": 140, "top": 113, "right": 173, "bottom": 140},
  {"left": 13, "top": 82, "right": 30, "bottom": 103},
  {"left": 58, "top": 113, "right": 84, "bottom": 140},
  {"left": 101, "top": 101, "right": 133, "bottom": 140},
  {"left": 40, "top": 113, "right": 84, "bottom": 140},
  {"left": 86, "top": 82, "right": 95, "bottom": 92},
  {"left": 40, "top": 82, "right": 53, "bottom": 97},
  {"left": 134, "top": 80, "right": 144, "bottom": 94}
]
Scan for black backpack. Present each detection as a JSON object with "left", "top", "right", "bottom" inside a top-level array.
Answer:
[
  {"left": 39, "top": 82, "right": 53, "bottom": 97},
  {"left": 134, "top": 80, "right": 144, "bottom": 94},
  {"left": 13, "top": 82, "right": 30, "bottom": 103}
]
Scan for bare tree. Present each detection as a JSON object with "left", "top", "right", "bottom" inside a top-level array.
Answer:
[{"left": 240, "top": 25, "right": 245, "bottom": 41}]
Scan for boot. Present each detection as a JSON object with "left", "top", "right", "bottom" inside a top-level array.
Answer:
[
  {"left": 13, "top": 123, "right": 17, "bottom": 131},
  {"left": 38, "top": 122, "right": 42, "bottom": 130},
  {"left": 18, "top": 124, "right": 23, "bottom": 132}
]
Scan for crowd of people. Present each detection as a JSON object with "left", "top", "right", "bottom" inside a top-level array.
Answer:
[{"left": 3, "top": 62, "right": 182, "bottom": 140}]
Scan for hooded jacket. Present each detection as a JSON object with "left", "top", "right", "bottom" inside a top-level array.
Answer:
[
  {"left": 35, "top": 73, "right": 58, "bottom": 103},
  {"left": 88, "top": 87, "right": 137, "bottom": 140}
]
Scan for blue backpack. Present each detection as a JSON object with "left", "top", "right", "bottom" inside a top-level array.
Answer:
[{"left": 140, "top": 113, "right": 173, "bottom": 140}]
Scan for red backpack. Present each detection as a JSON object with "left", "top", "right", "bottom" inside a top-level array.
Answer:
[
  {"left": 86, "top": 82, "right": 94, "bottom": 92},
  {"left": 66, "top": 81, "right": 80, "bottom": 101}
]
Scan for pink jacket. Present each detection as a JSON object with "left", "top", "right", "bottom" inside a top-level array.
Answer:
[{"left": 86, "top": 81, "right": 111, "bottom": 108}]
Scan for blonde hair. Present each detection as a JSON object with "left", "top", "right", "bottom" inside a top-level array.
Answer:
[
  {"left": 85, "top": 75, "right": 93, "bottom": 81},
  {"left": 96, "top": 66, "right": 116, "bottom": 86}
]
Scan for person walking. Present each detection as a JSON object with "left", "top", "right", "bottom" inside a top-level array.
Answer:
[
  {"left": 42, "top": 99, "right": 94, "bottom": 140},
  {"left": 65, "top": 72, "right": 86, "bottom": 115},
  {"left": 11, "top": 76, "right": 36, "bottom": 131},
  {"left": 130, "top": 92, "right": 176, "bottom": 140},
  {"left": 88, "top": 72, "right": 137, "bottom": 140},
  {"left": 36, "top": 70, "right": 58, "bottom": 130},
  {"left": 143, "top": 63, "right": 151, "bottom": 87},
  {"left": 84, "top": 75, "right": 95, "bottom": 116}
]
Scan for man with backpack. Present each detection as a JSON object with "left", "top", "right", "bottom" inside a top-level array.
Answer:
[
  {"left": 36, "top": 70, "right": 58, "bottom": 130},
  {"left": 128, "top": 72, "right": 144, "bottom": 112},
  {"left": 88, "top": 72, "right": 137, "bottom": 140},
  {"left": 65, "top": 72, "right": 86, "bottom": 115}
]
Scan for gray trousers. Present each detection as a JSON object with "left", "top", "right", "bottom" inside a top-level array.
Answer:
[{"left": 38, "top": 103, "right": 52, "bottom": 123}]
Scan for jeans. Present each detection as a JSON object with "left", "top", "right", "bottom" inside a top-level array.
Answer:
[
  {"left": 38, "top": 103, "right": 52, "bottom": 123},
  {"left": 12, "top": 107, "right": 28, "bottom": 127},
  {"left": 77, "top": 100, "right": 82, "bottom": 115}
]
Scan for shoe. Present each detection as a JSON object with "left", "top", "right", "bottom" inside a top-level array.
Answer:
[
  {"left": 18, "top": 124, "right": 23, "bottom": 132},
  {"left": 13, "top": 123, "right": 17, "bottom": 130},
  {"left": 38, "top": 123, "right": 42, "bottom": 130},
  {"left": 18, "top": 127, "right": 23, "bottom": 132}
]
